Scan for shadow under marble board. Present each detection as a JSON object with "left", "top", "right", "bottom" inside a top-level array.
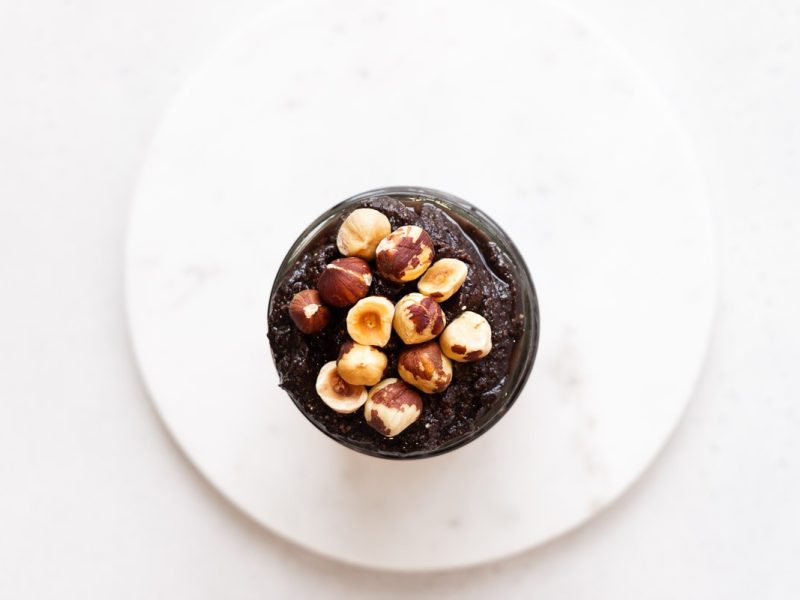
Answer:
[{"left": 126, "top": 0, "right": 716, "bottom": 571}]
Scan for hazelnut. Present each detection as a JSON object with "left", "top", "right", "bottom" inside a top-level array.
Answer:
[
  {"left": 288, "top": 289, "right": 331, "bottom": 334},
  {"left": 439, "top": 311, "right": 492, "bottom": 362},
  {"left": 336, "top": 341, "right": 387, "bottom": 386},
  {"left": 364, "top": 378, "right": 423, "bottom": 437},
  {"left": 315, "top": 361, "right": 368, "bottom": 414},
  {"left": 336, "top": 208, "right": 392, "bottom": 260},
  {"left": 417, "top": 258, "right": 468, "bottom": 302},
  {"left": 346, "top": 296, "right": 395, "bottom": 347},
  {"left": 375, "top": 225, "right": 435, "bottom": 283},
  {"left": 393, "top": 293, "right": 446, "bottom": 344},
  {"left": 316, "top": 257, "right": 372, "bottom": 308},
  {"left": 397, "top": 341, "right": 453, "bottom": 394}
]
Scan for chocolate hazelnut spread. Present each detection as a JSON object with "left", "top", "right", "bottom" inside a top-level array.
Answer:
[{"left": 267, "top": 194, "right": 528, "bottom": 457}]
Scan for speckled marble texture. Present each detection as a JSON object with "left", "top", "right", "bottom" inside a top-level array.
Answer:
[{"left": 126, "top": 0, "right": 714, "bottom": 570}]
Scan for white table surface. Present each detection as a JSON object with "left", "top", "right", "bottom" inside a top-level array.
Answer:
[{"left": 0, "top": 0, "right": 798, "bottom": 597}]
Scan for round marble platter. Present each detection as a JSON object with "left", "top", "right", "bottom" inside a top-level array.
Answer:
[{"left": 126, "top": 0, "right": 716, "bottom": 571}]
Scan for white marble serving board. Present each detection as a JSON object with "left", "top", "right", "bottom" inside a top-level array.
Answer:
[{"left": 125, "top": 0, "right": 716, "bottom": 571}]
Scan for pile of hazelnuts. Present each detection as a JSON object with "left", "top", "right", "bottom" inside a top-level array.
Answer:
[{"left": 288, "top": 207, "right": 493, "bottom": 438}]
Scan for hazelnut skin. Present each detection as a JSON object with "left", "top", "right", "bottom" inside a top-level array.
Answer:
[
  {"left": 397, "top": 341, "right": 453, "bottom": 394},
  {"left": 288, "top": 289, "right": 330, "bottom": 334},
  {"left": 375, "top": 225, "right": 435, "bottom": 283},
  {"left": 393, "top": 293, "right": 446, "bottom": 344},
  {"left": 316, "top": 257, "right": 372, "bottom": 308},
  {"left": 364, "top": 378, "right": 423, "bottom": 437}
]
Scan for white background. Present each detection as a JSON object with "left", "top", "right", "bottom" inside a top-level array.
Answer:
[{"left": 0, "top": 0, "right": 798, "bottom": 597}]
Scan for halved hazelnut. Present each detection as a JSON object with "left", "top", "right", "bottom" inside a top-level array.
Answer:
[
  {"left": 439, "top": 311, "right": 492, "bottom": 362},
  {"left": 336, "top": 208, "right": 392, "bottom": 260},
  {"left": 364, "top": 378, "right": 423, "bottom": 437},
  {"left": 316, "top": 257, "right": 372, "bottom": 307},
  {"left": 417, "top": 258, "right": 468, "bottom": 302},
  {"left": 346, "top": 296, "right": 394, "bottom": 347},
  {"left": 375, "top": 225, "right": 435, "bottom": 283},
  {"left": 393, "top": 292, "right": 446, "bottom": 344},
  {"left": 288, "top": 289, "right": 330, "bottom": 334},
  {"left": 336, "top": 341, "right": 387, "bottom": 386},
  {"left": 315, "top": 361, "right": 368, "bottom": 413},
  {"left": 397, "top": 341, "right": 453, "bottom": 394}
]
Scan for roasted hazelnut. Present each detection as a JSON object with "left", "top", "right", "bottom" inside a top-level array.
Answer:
[
  {"left": 315, "top": 361, "right": 368, "bottom": 414},
  {"left": 397, "top": 341, "right": 453, "bottom": 394},
  {"left": 439, "top": 311, "right": 492, "bottom": 362},
  {"left": 336, "top": 208, "right": 392, "bottom": 260},
  {"left": 316, "top": 257, "right": 372, "bottom": 307},
  {"left": 337, "top": 341, "right": 387, "bottom": 386},
  {"left": 288, "top": 289, "right": 330, "bottom": 334},
  {"left": 417, "top": 258, "right": 468, "bottom": 302},
  {"left": 393, "top": 292, "right": 446, "bottom": 344},
  {"left": 375, "top": 225, "right": 435, "bottom": 283},
  {"left": 364, "top": 378, "right": 423, "bottom": 437},
  {"left": 346, "top": 296, "right": 395, "bottom": 347}
]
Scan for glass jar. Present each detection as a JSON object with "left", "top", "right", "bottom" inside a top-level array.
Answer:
[{"left": 268, "top": 186, "right": 540, "bottom": 459}]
